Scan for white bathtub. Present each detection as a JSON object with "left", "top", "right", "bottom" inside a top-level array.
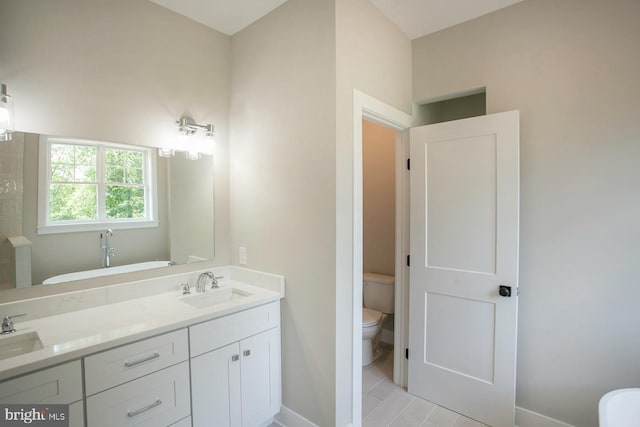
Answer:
[
  {"left": 42, "top": 261, "right": 173, "bottom": 284},
  {"left": 599, "top": 388, "right": 640, "bottom": 427}
]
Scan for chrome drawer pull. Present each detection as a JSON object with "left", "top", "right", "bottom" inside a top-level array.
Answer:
[
  {"left": 124, "top": 352, "right": 160, "bottom": 367},
  {"left": 127, "top": 399, "right": 162, "bottom": 417},
  {"left": 243, "top": 349, "right": 251, "bottom": 357}
]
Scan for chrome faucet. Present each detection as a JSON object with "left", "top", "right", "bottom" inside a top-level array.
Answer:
[
  {"left": 100, "top": 229, "right": 115, "bottom": 268},
  {"left": 195, "top": 272, "right": 224, "bottom": 292},
  {"left": 1, "top": 314, "right": 26, "bottom": 335},
  {"left": 178, "top": 282, "right": 191, "bottom": 295}
]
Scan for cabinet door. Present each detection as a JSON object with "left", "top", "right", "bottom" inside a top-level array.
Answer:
[
  {"left": 191, "top": 342, "right": 241, "bottom": 427},
  {"left": 240, "top": 327, "right": 281, "bottom": 427},
  {"left": 69, "top": 401, "right": 85, "bottom": 427}
]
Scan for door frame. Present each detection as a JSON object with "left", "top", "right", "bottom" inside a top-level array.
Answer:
[{"left": 351, "top": 90, "right": 413, "bottom": 425}]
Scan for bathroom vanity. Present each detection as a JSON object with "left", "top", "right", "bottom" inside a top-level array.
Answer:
[{"left": 0, "top": 266, "right": 284, "bottom": 427}]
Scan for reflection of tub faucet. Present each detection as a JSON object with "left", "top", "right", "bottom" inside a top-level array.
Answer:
[{"left": 100, "top": 229, "right": 115, "bottom": 268}]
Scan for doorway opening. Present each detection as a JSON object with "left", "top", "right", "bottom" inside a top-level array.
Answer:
[
  {"left": 350, "top": 91, "right": 412, "bottom": 427},
  {"left": 351, "top": 89, "right": 492, "bottom": 426},
  {"left": 361, "top": 119, "right": 398, "bottom": 389}
]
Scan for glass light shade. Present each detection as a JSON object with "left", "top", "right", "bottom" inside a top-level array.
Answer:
[
  {"left": 185, "top": 151, "right": 201, "bottom": 161},
  {"left": 0, "top": 83, "right": 14, "bottom": 142},
  {"left": 158, "top": 148, "right": 175, "bottom": 158},
  {"left": 204, "top": 124, "right": 215, "bottom": 138}
]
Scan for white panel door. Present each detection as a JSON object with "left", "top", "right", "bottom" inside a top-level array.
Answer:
[{"left": 408, "top": 111, "right": 519, "bottom": 427}]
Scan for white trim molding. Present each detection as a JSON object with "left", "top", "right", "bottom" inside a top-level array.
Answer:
[
  {"left": 516, "top": 406, "right": 575, "bottom": 427},
  {"left": 351, "top": 89, "right": 413, "bottom": 427},
  {"left": 275, "top": 405, "right": 319, "bottom": 427}
]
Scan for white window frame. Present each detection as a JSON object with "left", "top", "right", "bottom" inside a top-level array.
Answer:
[{"left": 37, "top": 135, "right": 159, "bottom": 235}]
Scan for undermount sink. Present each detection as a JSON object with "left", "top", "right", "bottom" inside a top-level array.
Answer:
[
  {"left": 599, "top": 388, "right": 640, "bottom": 427},
  {"left": 180, "top": 287, "right": 251, "bottom": 309},
  {"left": 0, "top": 331, "right": 44, "bottom": 360}
]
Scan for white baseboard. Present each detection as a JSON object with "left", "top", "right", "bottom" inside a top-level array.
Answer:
[
  {"left": 275, "top": 405, "right": 319, "bottom": 427},
  {"left": 516, "top": 406, "right": 575, "bottom": 427}
]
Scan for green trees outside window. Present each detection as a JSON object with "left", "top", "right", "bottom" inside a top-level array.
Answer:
[{"left": 48, "top": 142, "right": 148, "bottom": 223}]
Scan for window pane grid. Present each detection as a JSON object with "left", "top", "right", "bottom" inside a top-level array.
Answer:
[
  {"left": 105, "top": 148, "right": 144, "bottom": 185},
  {"left": 50, "top": 143, "right": 97, "bottom": 183},
  {"left": 47, "top": 140, "right": 150, "bottom": 225}
]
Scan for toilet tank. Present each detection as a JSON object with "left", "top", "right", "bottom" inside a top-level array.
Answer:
[{"left": 363, "top": 273, "right": 395, "bottom": 314}]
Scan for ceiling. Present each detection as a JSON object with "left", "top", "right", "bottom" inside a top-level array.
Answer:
[
  {"left": 148, "top": 0, "right": 289, "bottom": 36},
  {"left": 370, "top": 0, "right": 526, "bottom": 40},
  {"left": 149, "top": 0, "right": 525, "bottom": 39}
]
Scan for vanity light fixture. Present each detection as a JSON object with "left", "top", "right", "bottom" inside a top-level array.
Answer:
[
  {"left": 176, "top": 116, "right": 214, "bottom": 138},
  {"left": 163, "top": 115, "right": 215, "bottom": 160},
  {"left": 0, "top": 83, "right": 15, "bottom": 142}
]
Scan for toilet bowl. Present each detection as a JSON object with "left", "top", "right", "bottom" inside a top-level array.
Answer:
[
  {"left": 362, "top": 273, "right": 394, "bottom": 366},
  {"left": 362, "top": 308, "right": 386, "bottom": 366}
]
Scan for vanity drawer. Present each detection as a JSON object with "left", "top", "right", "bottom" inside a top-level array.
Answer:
[
  {"left": 190, "top": 301, "right": 280, "bottom": 357},
  {"left": 84, "top": 328, "right": 188, "bottom": 396},
  {"left": 86, "top": 361, "right": 190, "bottom": 427},
  {"left": 0, "top": 360, "right": 82, "bottom": 404}
]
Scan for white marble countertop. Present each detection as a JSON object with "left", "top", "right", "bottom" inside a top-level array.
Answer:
[{"left": 0, "top": 267, "right": 284, "bottom": 382}]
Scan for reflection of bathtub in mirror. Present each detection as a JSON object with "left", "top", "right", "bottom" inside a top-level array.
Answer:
[{"left": 42, "top": 261, "right": 173, "bottom": 285}]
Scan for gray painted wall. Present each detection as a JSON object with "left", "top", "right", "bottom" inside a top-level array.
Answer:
[
  {"left": 413, "top": 1, "right": 640, "bottom": 425},
  {"left": 230, "top": 1, "right": 337, "bottom": 424}
]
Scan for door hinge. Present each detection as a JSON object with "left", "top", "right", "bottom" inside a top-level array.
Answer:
[
  {"left": 407, "top": 158, "right": 411, "bottom": 170},
  {"left": 406, "top": 255, "right": 410, "bottom": 267},
  {"left": 405, "top": 348, "right": 409, "bottom": 359}
]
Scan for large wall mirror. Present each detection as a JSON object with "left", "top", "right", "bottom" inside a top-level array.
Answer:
[
  {"left": 0, "top": 0, "right": 227, "bottom": 296},
  {"left": 0, "top": 131, "right": 215, "bottom": 290}
]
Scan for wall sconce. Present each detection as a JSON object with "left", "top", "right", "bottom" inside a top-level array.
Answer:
[
  {"left": 0, "top": 83, "right": 15, "bottom": 142},
  {"left": 158, "top": 116, "right": 214, "bottom": 159},
  {"left": 176, "top": 116, "right": 214, "bottom": 138}
]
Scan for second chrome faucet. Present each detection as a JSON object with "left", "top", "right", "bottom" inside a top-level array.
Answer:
[{"left": 195, "top": 272, "right": 224, "bottom": 293}]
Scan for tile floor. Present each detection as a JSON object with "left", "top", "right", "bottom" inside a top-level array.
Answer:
[
  {"left": 362, "top": 348, "right": 488, "bottom": 427},
  {"left": 271, "top": 346, "right": 488, "bottom": 427}
]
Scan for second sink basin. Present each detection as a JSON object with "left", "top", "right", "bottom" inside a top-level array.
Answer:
[
  {"left": 180, "top": 287, "right": 251, "bottom": 309},
  {"left": 0, "top": 331, "right": 44, "bottom": 360}
]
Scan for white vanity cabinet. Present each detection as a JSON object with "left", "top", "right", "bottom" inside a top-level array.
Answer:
[
  {"left": 190, "top": 301, "right": 281, "bottom": 427},
  {"left": 0, "top": 360, "right": 84, "bottom": 427},
  {"left": 84, "top": 329, "right": 190, "bottom": 427},
  {"left": 0, "top": 279, "right": 284, "bottom": 427}
]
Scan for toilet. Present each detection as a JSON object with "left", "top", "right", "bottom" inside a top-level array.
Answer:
[{"left": 362, "top": 272, "right": 395, "bottom": 366}]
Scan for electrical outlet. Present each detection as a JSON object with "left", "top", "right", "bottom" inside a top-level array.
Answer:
[{"left": 239, "top": 246, "right": 247, "bottom": 265}]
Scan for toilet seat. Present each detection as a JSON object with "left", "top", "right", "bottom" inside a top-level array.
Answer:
[{"left": 362, "top": 308, "right": 382, "bottom": 327}]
